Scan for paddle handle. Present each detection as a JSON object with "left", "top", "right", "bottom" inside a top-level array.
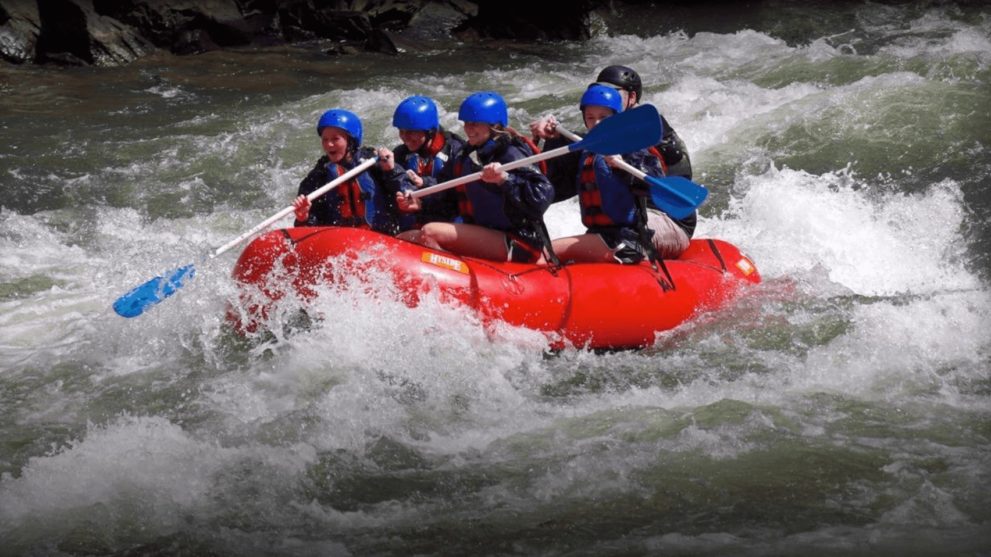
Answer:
[
  {"left": 211, "top": 156, "right": 379, "bottom": 258},
  {"left": 409, "top": 145, "right": 570, "bottom": 199},
  {"left": 555, "top": 125, "right": 648, "bottom": 180},
  {"left": 554, "top": 125, "right": 581, "bottom": 143}
]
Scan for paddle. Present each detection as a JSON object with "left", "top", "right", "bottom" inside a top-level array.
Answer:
[
  {"left": 409, "top": 103, "right": 664, "bottom": 199},
  {"left": 112, "top": 156, "right": 379, "bottom": 318},
  {"left": 554, "top": 125, "right": 707, "bottom": 219}
]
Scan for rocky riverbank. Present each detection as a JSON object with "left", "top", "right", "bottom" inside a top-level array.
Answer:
[{"left": 0, "top": 0, "right": 602, "bottom": 66}]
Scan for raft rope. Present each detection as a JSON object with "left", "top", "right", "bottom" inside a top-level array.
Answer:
[
  {"left": 468, "top": 256, "right": 558, "bottom": 280},
  {"left": 706, "top": 238, "right": 728, "bottom": 272},
  {"left": 536, "top": 221, "right": 563, "bottom": 274},
  {"left": 636, "top": 198, "right": 675, "bottom": 291},
  {"left": 281, "top": 228, "right": 331, "bottom": 246}
]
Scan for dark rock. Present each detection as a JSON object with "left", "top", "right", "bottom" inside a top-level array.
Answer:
[
  {"left": 395, "top": 0, "right": 475, "bottom": 43},
  {"left": 35, "top": 0, "right": 153, "bottom": 66},
  {"left": 172, "top": 27, "right": 220, "bottom": 55},
  {"left": 93, "top": 0, "right": 257, "bottom": 52},
  {"left": 365, "top": 27, "right": 398, "bottom": 54},
  {"left": 453, "top": 0, "right": 600, "bottom": 41},
  {"left": 4, "top": 0, "right": 611, "bottom": 67},
  {"left": 278, "top": 4, "right": 372, "bottom": 43},
  {"left": 0, "top": 1, "right": 40, "bottom": 64}
]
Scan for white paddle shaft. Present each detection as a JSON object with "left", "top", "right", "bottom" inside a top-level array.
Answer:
[
  {"left": 409, "top": 145, "right": 570, "bottom": 199},
  {"left": 211, "top": 156, "right": 378, "bottom": 258}
]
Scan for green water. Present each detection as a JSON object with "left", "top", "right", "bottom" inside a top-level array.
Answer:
[{"left": 1, "top": 2, "right": 990, "bottom": 555}]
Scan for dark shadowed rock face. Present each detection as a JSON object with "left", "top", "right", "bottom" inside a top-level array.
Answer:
[
  {"left": 0, "top": 0, "right": 598, "bottom": 66},
  {"left": 0, "top": 1, "right": 40, "bottom": 64},
  {"left": 94, "top": 0, "right": 273, "bottom": 53},
  {"left": 35, "top": 0, "right": 154, "bottom": 66},
  {"left": 453, "top": 0, "right": 598, "bottom": 41}
]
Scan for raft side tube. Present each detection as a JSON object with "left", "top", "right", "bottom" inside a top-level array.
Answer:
[{"left": 227, "top": 228, "right": 761, "bottom": 349}]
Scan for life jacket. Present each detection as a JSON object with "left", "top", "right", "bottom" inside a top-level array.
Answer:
[
  {"left": 648, "top": 145, "right": 668, "bottom": 175},
  {"left": 402, "top": 131, "right": 449, "bottom": 180},
  {"left": 449, "top": 138, "right": 524, "bottom": 230},
  {"left": 516, "top": 134, "right": 547, "bottom": 175},
  {"left": 577, "top": 153, "right": 639, "bottom": 229},
  {"left": 325, "top": 162, "right": 371, "bottom": 229},
  {"left": 453, "top": 158, "right": 475, "bottom": 222}
]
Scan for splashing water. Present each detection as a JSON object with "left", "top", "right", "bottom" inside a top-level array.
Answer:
[{"left": 1, "top": 2, "right": 989, "bottom": 555}]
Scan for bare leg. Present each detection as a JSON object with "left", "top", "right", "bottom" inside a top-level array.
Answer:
[
  {"left": 551, "top": 234, "right": 615, "bottom": 263},
  {"left": 396, "top": 229, "right": 431, "bottom": 246},
  {"left": 420, "top": 222, "right": 510, "bottom": 261},
  {"left": 404, "top": 222, "right": 550, "bottom": 263}
]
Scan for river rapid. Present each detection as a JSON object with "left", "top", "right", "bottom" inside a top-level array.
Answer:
[{"left": 1, "top": 2, "right": 989, "bottom": 555}]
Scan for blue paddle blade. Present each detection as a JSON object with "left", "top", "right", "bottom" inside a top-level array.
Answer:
[
  {"left": 112, "top": 264, "right": 196, "bottom": 318},
  {"left": 646, "top": 175, "right": 710, "bottom": 220},
  {"left": 572, "top": 104, "right": 664, "bottom": 156}
]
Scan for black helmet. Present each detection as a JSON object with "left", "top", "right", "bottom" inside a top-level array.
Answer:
[{"left": 595, "top": 65, "right": 643, "bottom": 101}]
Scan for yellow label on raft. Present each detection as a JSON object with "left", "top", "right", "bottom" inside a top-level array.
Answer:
[
  {"left": 735, "top": 257, "right": 756, "bottom": 276},
  {"left": 422, "top": 252, "right": 470, "bottom": 274}
]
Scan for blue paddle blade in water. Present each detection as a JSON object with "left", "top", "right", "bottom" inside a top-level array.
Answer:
[
  {"left": 112, "top": 264, "right": 196, "bottom": 318},
  {"left": 647, "top": 175, "right": 710, "bottom": 220},
  {"left": 574, "top": 104, "right": 664, "bottom": 155}
]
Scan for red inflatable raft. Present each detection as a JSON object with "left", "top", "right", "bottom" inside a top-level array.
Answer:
[{"left": 228, "top": 227, "right": 760, "bottom": 350}]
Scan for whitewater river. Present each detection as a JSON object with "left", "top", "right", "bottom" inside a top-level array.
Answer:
[{"left": 1, "top": 2, "right": 989, "bottom": 555}]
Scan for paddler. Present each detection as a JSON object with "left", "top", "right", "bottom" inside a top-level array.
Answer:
[
  {"left": 378, "top": 95, "right": 466, "bottom": 230},
  {"left": 550, "top": 85, "right": 691, "bottom": 263},
  {"left": 293, "top": 109, "right": 413, "bottom": 234},
  {"left": 395, "top": 91, "right": 555, "bottom": 264}
]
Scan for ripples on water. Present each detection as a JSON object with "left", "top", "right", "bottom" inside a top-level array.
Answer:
[{"left": 1, "top": 2, "right": 990, "bottom": 555}]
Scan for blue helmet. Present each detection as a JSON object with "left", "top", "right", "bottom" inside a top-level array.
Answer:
[
  {"left": 392, "top": 95, "right": 439, "bottom": 131},
  {"left": 580, "top": 84, "right": 623, "bottom": 114},
  {"left": 316, "top": 109, "right": 363, "bottom": 145},
  {"left": 458, "top": 91, "right": 508, "bottom": 127}
]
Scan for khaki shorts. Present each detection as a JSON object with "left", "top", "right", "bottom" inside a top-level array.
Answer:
[{"left": 645, "top": 209, "right": 690, "bottom": 259}]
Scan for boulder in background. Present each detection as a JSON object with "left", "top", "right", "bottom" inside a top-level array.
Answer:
[
  {"left": 0, "top": 1, "right": 40, "bottom": 64},
  {"left": 0, "top": 0, "right": 601, "bottom": 66}
]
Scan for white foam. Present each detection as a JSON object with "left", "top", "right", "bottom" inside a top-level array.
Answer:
[
  {"left": 1, "top": 12, "right": 988, "bottom": 550},
  {"left": 797, "top": 290, "right": 991, "bottom": 401},
  {"left": 705, "top": 164, "right": 975, "bottom": 296}
]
